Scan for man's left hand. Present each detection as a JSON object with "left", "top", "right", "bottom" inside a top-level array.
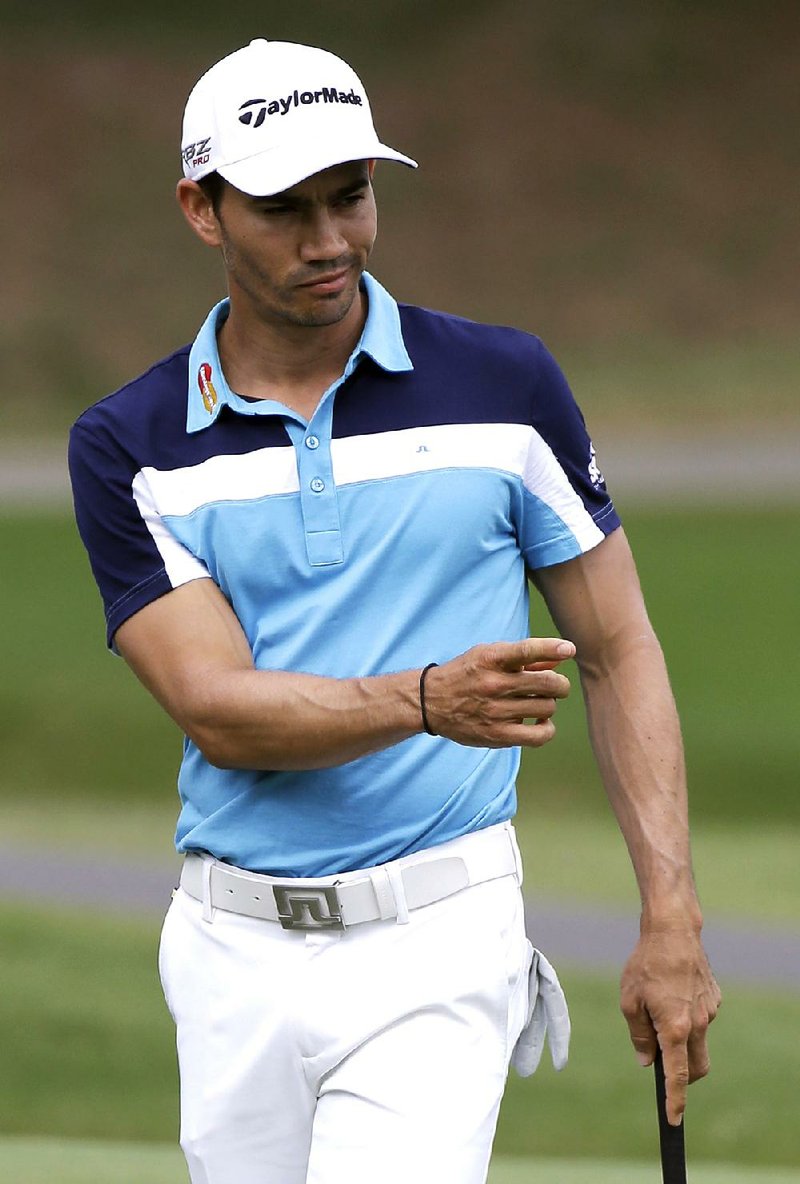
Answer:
[{"left": 620, "top": 925, "right": 721, "bottom": 1126}]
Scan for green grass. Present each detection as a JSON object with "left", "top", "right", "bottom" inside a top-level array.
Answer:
[
  {"left": 0, "top": 513, "right": 181, "bottom": 807},
  {"left": 1, "top": 902, "right": 798, "bottom": 1166},
  {"left": 0, "top": 1138, "right": 186, "bottom": 1184},
  {"left": 517, "top": 506, "right": 800, "bottom": 828},
  {"left": 0, "top": 905, "right": 175, "bottom": 1143},
  {"left": 490, "top": 1161, "right": 800, "bottom": 1184},
  {"left": 561, "top": 337, "right": 800, "bottom": 429},
  {"left": 1, "top": 1139, "right": 798, "bottom": 1184}
]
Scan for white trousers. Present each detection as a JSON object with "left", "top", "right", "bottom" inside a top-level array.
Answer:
[{"left": 158, "top": 825, "right": 533, "bottom": 1184}]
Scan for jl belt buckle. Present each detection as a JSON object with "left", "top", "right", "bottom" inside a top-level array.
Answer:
[{"left": 273, "top": 884, "right": 346, "bottom": 931}]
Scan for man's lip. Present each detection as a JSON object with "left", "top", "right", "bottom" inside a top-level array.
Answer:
[{"left": 298, "top": 268, "right": 351, "bottom": 292}]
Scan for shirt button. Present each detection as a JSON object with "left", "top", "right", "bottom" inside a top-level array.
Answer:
[
  {"left": 310, "top": 477, "right": 325, "bottom": 493},
  {"left": 305, "top": 435, "right": 320, "bottom": 450}
]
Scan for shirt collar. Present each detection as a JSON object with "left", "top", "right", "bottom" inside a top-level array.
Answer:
[
  {"left": 358, "top": 272, "right": 414, "bottom": 373},
  {"left": 185, "top": 272, "right": 413, "bottom": 434},
  {"left": 186, "top": 300, "right": 235, "bottom": 433}
]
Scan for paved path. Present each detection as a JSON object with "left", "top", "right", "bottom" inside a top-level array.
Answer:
[
  {"left": 1, "top": 844, "right": 797, "bottom": 990},
  {"left": 1, "top": 430, "right": 799, "bottom": 507}
]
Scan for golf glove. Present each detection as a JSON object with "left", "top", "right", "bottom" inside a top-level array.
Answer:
[{"left": 510, "top": 946, "right": 571, "bottom": 1077}]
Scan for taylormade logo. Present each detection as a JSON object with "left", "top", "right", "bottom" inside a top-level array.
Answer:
[{"left": 238, "top": 87, "right": 363, "bottom": 128}]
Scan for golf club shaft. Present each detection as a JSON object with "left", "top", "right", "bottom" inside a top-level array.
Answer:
[{"left": 654, "top": 1049, "right": 687, "bottom": 1183}]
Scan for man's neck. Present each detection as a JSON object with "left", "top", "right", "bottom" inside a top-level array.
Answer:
[{"left": 217, "top": 288, "right": 368, "bottom": 421}]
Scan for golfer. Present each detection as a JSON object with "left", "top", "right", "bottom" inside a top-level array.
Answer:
[{"left": 68, "top": 38, "right": 720, "bottom": 1184}]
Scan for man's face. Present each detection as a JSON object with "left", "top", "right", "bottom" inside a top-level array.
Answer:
[{"left": 213, "top": 160, "right": 377, "bottom": 329}]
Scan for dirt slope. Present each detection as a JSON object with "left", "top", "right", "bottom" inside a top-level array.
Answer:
[{"left": 3, "top": 2, "right": 799, "bottom": 430}]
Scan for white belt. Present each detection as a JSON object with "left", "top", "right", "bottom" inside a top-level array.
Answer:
[{"left": 179, "top": 822, "right": 520, "bottom": 932}]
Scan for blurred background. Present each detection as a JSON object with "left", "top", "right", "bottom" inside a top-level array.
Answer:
[{"left": 1, "top": 1, "right": 798, "bottom": 1181}]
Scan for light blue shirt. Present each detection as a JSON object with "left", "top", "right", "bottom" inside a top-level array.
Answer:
[{"left": 69, "top": 273, "right": 619, "bottom": 875}]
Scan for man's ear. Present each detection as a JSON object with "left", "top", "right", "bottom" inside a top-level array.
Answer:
[
  {"left": 368, "top": 159, "right": 376, "bottom": 180},
  {"left": 176, "top": 179, "right": 223, "bottom": 248}
]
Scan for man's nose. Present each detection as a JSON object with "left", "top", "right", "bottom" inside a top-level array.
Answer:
[{"left": 299, "top": 208, "right": 349, "bottom": 261}]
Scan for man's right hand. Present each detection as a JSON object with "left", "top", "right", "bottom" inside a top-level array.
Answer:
[{"left": 421, "top": 637, "right": 575, "bottom": 748}]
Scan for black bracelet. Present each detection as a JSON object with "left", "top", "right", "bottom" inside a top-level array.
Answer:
[{"left": 419, "top": 662, "right": 439, "bottom": 736}]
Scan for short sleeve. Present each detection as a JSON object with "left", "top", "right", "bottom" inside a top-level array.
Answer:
[
  {"left": 69, "top": 418, "right": 210, "bottom": 647},
  {"left": 519, "top": 340, "right": 620, "bottom": 570}
]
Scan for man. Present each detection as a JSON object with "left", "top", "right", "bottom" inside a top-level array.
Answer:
[{"left": 68, "top": 38, "right": 720, "bottom": 1184}]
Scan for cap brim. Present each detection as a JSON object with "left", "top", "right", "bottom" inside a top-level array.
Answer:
[{"left": 217, "top": 140, "right": 417, "bottom": 197}]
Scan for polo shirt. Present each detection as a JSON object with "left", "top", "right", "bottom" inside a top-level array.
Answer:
[{"left": 69, "top": 273, "right": 620, "bottom": 876}]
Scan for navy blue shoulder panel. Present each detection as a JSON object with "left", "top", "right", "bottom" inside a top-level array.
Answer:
[
  {"left": 68, "top": 346, "right": 291, "bottom": 645},
  {"left": 334, "top": 302, "right": 617, "bottom": 527},
  {"left": 335, "top": 304, "right": 543, "bottom": 435},
  {"left": 71, "top": 346, "right": 290, "bottom": 472}
]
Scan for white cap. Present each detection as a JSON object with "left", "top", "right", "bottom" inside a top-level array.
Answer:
[{"left": 181, "top": 39, "right": 417, "bottom": 196}]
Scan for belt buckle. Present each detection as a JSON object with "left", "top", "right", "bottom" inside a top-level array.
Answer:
[{"left": 273, "top": 883, "right": 345, "bottom": 931}]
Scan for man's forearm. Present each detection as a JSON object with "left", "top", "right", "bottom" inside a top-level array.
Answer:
[
  {"left": 532, "top": 530, "right": 720, "bottom": 1123},
  {"left": 181, "top": 636, "right": 573, "bottom": 770},
  {"left": 585, "top": 637, "right": 721, "bottom": 1126},
  {"left": 186, "top": 665, "right": 423, "bottom": 769},
  {"left": 116, "top": 582, "right": 575, "bottom": 771},
  {"left": 579, "top": 629, "right": 702, "bottom": 928}
]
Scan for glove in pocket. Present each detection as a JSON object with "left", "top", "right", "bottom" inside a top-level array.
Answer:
[{"left": 511, "top": 945, "right": 571, "bottom": 1077}]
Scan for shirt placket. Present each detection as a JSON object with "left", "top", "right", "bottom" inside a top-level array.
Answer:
[{"left": 286, "top": 394, "right": 343, "bottom": 567}]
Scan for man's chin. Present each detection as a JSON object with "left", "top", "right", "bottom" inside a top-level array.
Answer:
[{"left": 292, "top": 285, "right": 360, "bottom": 328}]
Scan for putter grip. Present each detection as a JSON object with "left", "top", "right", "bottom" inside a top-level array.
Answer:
[{"left": 654, "top": 1049, "right": 687, "bottom": 1184}]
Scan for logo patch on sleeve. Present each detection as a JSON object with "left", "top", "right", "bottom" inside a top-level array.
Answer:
[{"left": 588, "top": 442, "right": 605, "bottom": 488}]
